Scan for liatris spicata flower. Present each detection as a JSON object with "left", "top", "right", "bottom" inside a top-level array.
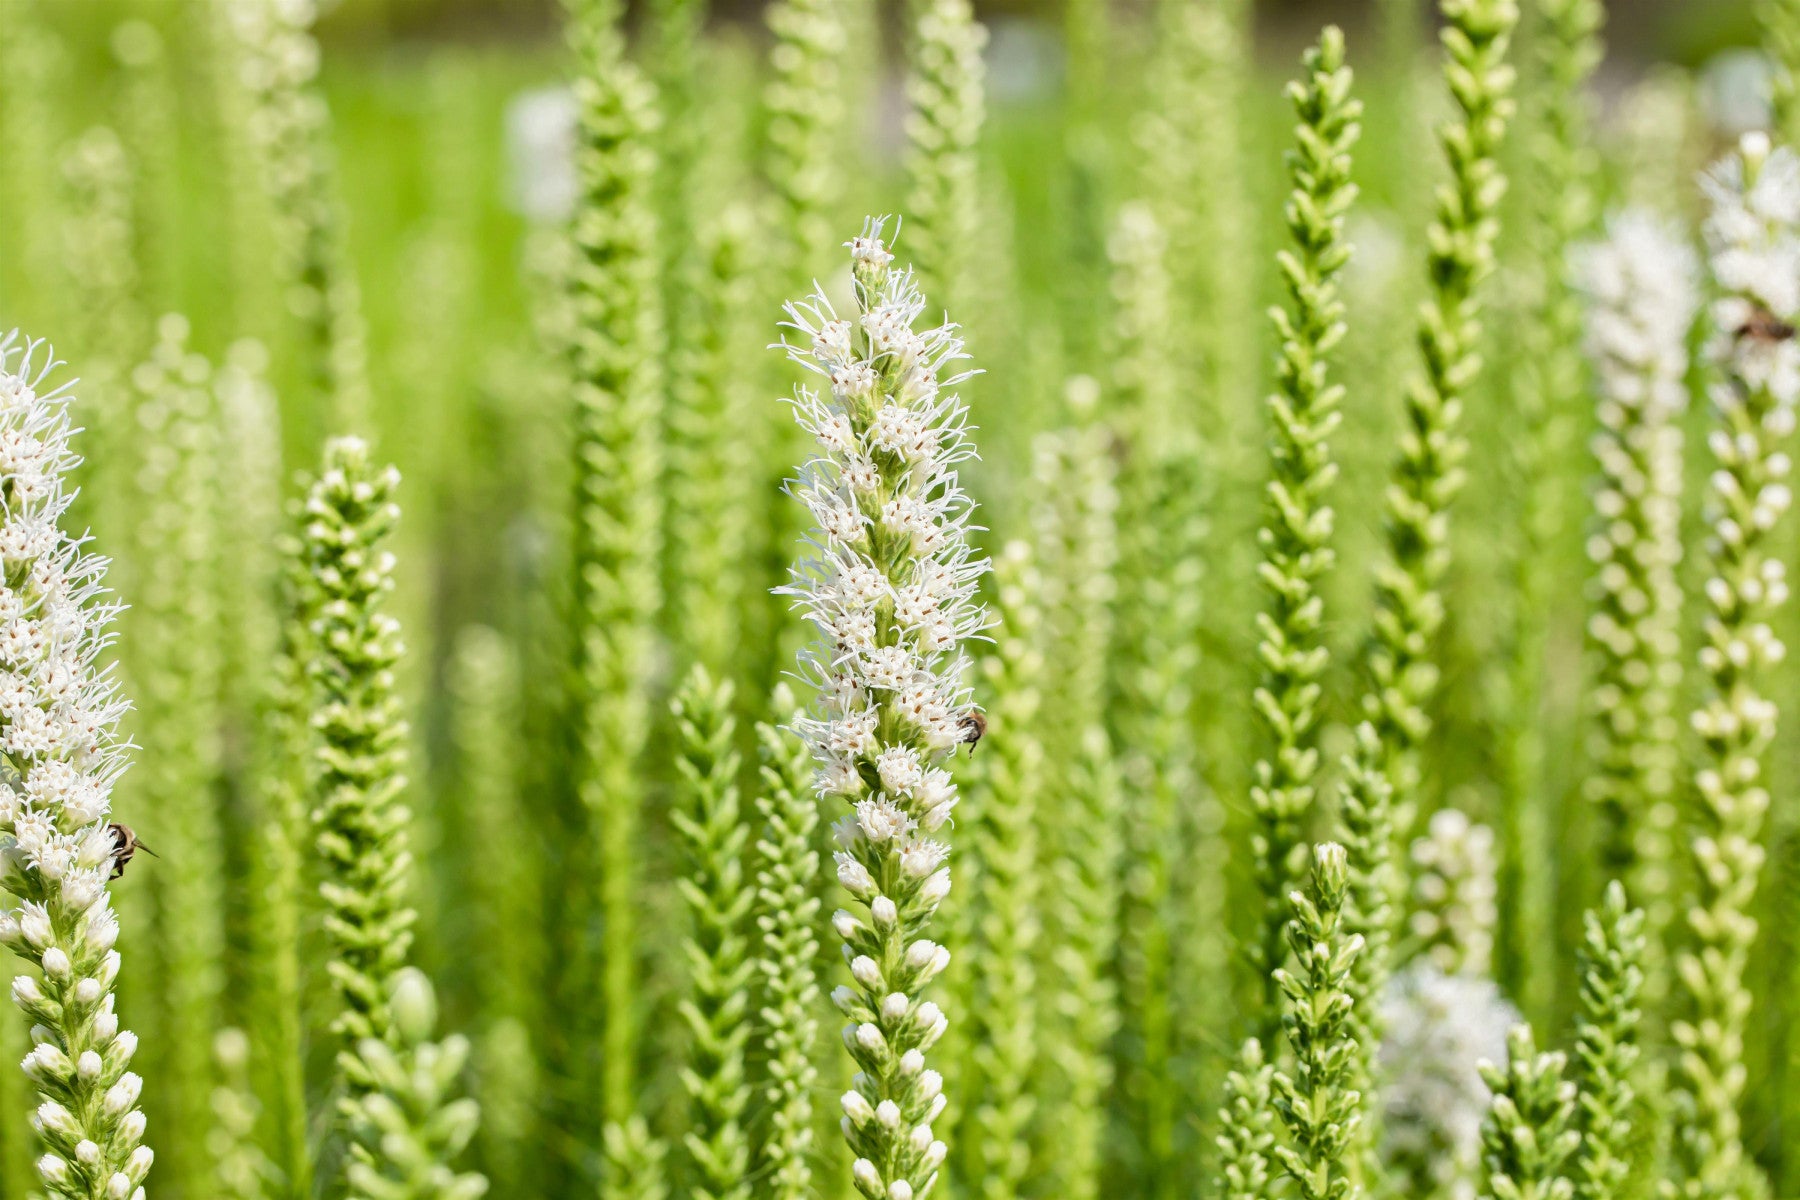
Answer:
[
  {"left": 1669, "top": 132, "right": 1800, "bottom": 1200},
  {"left": 902, "top": 0, "right": 987, "bottom": 305},
  {"left": 777, "top": 218, "right": 986, "bottom": 1200},
  {"left": 1493, "top": 0, "right": 1602, "bottom": 1016},
  {"left": 1351, "top": 0, "right": 1520, "bottom": 870},
  {"left": 668, "top": 207, "right": 761, "bottom": 676},
  {"left": 670, "top": 667, "right": 754, "bottom": 1200},
  {"left": 1571, "top": 211, "right": 1698, "bottom": 1009},
  {"left": 1408, "top": 808, "right": 1500, "bottom": 977},
  {"left": 1379, "top": 961, "right": 1519, "bottom": 1199},
  {"left": 1102, "top": 202, "right": 1211, "bottom": 1197},
  {"left": 763, "top": 0, "right": 850, "bottom": 285},
  {"left": 1249, "top": 25, "right": 1361, "bottom": 1036},
  {"left": 302, "top": 438, "right": 412, "bottom": 1055},
  {"left": 1215, "top": 1039, "right": 1278, "bottom": 1200},
  {"left": 123, "top": 315, "right": 228, "bottom": 1192},
  {"left": 751, "top": 692, "right": 822, "bottom": 1200},
  {"left": 225, "top": 0, "right": 370, "bottom": 431},
  {"left": 562, "top": 0, "right": 665, "bottom": 1137},
  {"left": 300, "top": 439, "right": 487, "bottom": 1199},
  {"left": 957, "top": 541, "right": 1045, "bottom": 1200},
  {"left": 1478, "top": 1026, "right": 1579, "bottom": 1200},
  {"left": 1030, "top": 381, "right": 1122, "bottom": 1200},
  {"left": 0, "top": 333, "right": 152, "bottom": 1200},
  {"left": 1271, "top": 844, "right": 1366, "bottom": 1200},
  {"left": 1569, "top": 883, "right": 1646, "bottom": 1200}
]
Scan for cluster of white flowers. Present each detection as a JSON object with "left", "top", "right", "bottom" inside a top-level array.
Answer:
[
  {"left": 1407, "top": 808, "right": 1499, "bottom": 978},
  {"left": 0, "top": 333, "right": 151, "bottom": 1200},
  {"left": 1378, "top": 961, "right": 1519, "bottom": 1200},
  {"left": 779, "top": 219, "right": 987, "bottom": 1200}
]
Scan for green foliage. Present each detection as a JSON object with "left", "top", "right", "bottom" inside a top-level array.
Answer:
[{"left": 1216, "top": 1039, "right": 1278, "bottom": 1200}]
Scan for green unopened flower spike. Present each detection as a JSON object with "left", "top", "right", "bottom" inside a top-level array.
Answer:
[
  {"left": 1351, "top": 0, "right": 1520, "bottom": 866},
  {"left": 1571, "top": 211, "right": 1697, "bottom": 1010},
  {"left": 210, "top": 1030, "right": 277, "bottom": 1200},
  {"left": 225, "top": 0, "right": 370, "bottom": 429},
  {"left": 339, "top": 970, "right": 488, "bottom": 1200},
  {"left": 0, "top": 334, "right": 153, "bottom": 1200},
  {"left": 563, "top": 0, "right": 665, "bottom": 1134},
  {"left": 1250, "top": 24, "right": 1361, "bottom": 1034},
  {"left": 1479, "top": 1026, "right": 1579, "bottom": 1200},
  {"left": 1215, "top": 1039, "right": 1278, "bottom": 1200},
  {"left": 1569, "top": 883, "right": 1646, "bottom": 1200},
  {"left": 1764, "top": 0, "right": 1800, "bottom": 142},
  {"left": 751, "top": 694, "right": 821, "bottom": 1200},
  {"left": 301, "top": 440, "right": 486, "bottom": 1199},
  {"left": 902, "top": 0, "right": 987, "bottom": 303},
  {"left": 763, "top": 0, "right": 850, "bottom": 282},
  {"left": 1668, "top": 131, "right": 1799, "bottom": 1200},
  {"left": 670, "top": 667, "right": 754, "bottom": 1200},
  {"left": 303, "top": 438, "right": 412, "bottom": 1055},
  {"left": 959, "top": 540, "right": 1046, "bottom": 1200},
  {"left": 1271, "top": 844, "right": 1365, "bottom": 1200},
  {"left": 778, "top": 219, "right": 987, "bottom": 1200}
]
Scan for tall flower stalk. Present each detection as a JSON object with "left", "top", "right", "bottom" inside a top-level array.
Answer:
[
  {"left": 670, "top": 668, "right": 753, "bottom": 1200},
  {"left": 1569, "top": 883, "right": 1646, "bottom": 1200},
  {"left": 1570, "top": 212, "right": 1698, "bottom": 1014},
  {"left": 124, "top": 315, "right": 226, "bottom": 1195},
  {"left": 1103, "top": 202, "right": 1210, "bottom": 1197},
  {"left": 1249, "top": 25, "right": 1361, "bottom": 1036},
  {"left": 1764, "top": 0, "right": 1800, "bottom": 144},
  {"left": 902, "top": 0, "right": 987, "bottom": 305},
  {"left": 0, "top": 333, "right": 153, "bottom": 1200},
  {"left": 299, "top": 438, "right": 485, "bottom": 1199},
  {"left": 1030, "top": 381, "right": 1122, "bottom": 1200},
  {"left": 1668, "top": 133, "right": 1799, "bottom": 1200},
  {"left": 1347, "top": 0, "right": 1518, "bottom": 993},
  {"left": 225, "top": 0, "right": 369, "bottom": 432},
  {"left": 1494, "top": 0, "right": 1602, "bottom": 1016},
  {"left": 1271, "top": 844, "right": 1365, "bottom": 1200},
  {"left": 763, "top": 0, "right": 850, "bottom": 287},
  {"left": 778, "top": 220, "right": 986, "bottom": 1200},
  {"left": 957, "top": 540, "right": 1045, "bottom": 1200},
  {"left": 1215, "top": 1040, "right": 1278, "bottom": 1200},
  {"left": 561, "top": 0, "right": 664, "bottom": 1140},
  {"left": 751, "top": 696, "right": 822, "bottom": 1200}
]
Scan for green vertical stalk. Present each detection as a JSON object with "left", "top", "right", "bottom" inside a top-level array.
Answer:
[
  {"left": 561, "top": 0, "right": 665, "bottom": 1144},
  {"left": 1668, "top": 134, "right": 1799, "bottom": 1200},
  {"left": 447, "top": 627, "right": 539, "bottom": 1199},
  {"left": 670, "top": 668, "right": 754, "bottom": 1200},
  {"left": 751, "top": 700, "right": 822, "bottom": 1200},
  {"left": 126, "top": 316, "right": 226, "bottom": 1200},
  {"left": 1570, "top": 212, "right": 1698, "bottom": 1031},
  {"left": 1032, "top": 383, "right": 1122, "bottom": 1200},
  {"left": 763, "top": 0, "right": 852, "bottom": 289},
  {"left": 1494, "top": 0, "right": 1603, "bottom": 1023},
  {"left": 1215, "top": 1040, "right": 1279, "bottom": 1200},
  {"left": 958, "top": 541, "right": 1047, "bottom": 1200},
  {"left": 1347, "top": 0, "right": 1519, "bottom": 994},
  {"left": 224, "top": 0, "right": 370, "bottom": 436},
  {"left": 1105, "top": 202, "right": 1210, "bottom": 1197},
  {"left": 1764, "top": 0, "right": 1800, "bottom": 144},
  {"left": 1248, "top": 26, "right": 1361, "bottom": 1040},
  {"left": 903, "top": 0, "right": 988, "bottom": 306},
  {"left": 1570, "top": 883, "right": 1647, "bottom": 1200}
]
